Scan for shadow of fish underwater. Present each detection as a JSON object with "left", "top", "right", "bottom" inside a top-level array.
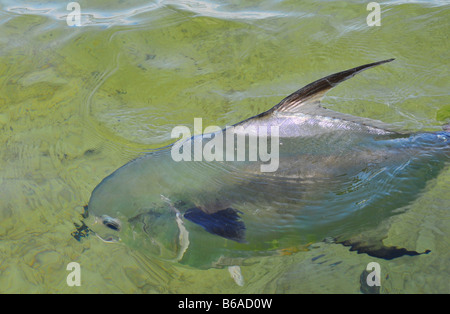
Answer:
[{"left": 82, "top": 59, "right": 449, "bottom": 273}]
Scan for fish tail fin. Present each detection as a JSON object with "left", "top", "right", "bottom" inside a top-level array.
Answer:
[{"left": 334, "top": 237, "right": 430, "bottom": 260}]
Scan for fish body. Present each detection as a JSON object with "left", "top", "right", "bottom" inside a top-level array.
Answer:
[{"left": 85, "top": 59, "right": 449, "bottom": 267}]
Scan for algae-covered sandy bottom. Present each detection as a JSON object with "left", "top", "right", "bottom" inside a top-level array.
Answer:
[{"left": 0, "top": 0, "right": 449, "bottom": 293}]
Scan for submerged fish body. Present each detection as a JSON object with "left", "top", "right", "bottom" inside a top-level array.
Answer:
[{"left": 85, "top": 59, "right": 449, "bottom": 268}]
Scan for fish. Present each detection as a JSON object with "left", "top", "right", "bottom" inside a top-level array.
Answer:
[{"left": 83, "top": 59, "right": 449, "bottom": 270}]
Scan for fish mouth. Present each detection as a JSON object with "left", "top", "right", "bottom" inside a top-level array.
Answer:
[{"left": 95, "top": 233, "right": 120, "bottom": 243}]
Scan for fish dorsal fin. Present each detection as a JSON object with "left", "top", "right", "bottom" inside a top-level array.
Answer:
[{"left": 268, "top": 59, "right": 395, "bottom": 115}]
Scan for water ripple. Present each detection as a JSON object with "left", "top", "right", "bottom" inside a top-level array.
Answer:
[{"left": 3, "top": 0, "right": 287, "bottom": 28}]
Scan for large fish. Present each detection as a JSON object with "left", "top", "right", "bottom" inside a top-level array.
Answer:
[{"left": 83, "top": 59, "right": 449, "bottom": 270}]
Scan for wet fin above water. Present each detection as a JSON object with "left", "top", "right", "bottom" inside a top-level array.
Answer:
[
  {"left": 235, "top": 58, "right": 399, "bottom": 134},
  {"left": 269, "top": 58, "right": 395, "bottom": 115},
  {"left": 335, "top": 238, "right": 430, "bottom": 260},
  {"left": 184, "top": 207, "right": 246, "bottom": 243}
]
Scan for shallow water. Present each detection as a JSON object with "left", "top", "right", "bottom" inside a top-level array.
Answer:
[{"left": 0, "top": 0, "right": 449, "bottom": 293}]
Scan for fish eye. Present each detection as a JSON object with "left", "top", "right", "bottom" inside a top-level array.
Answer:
[
  {"left": 104, "top": 222, "right": 120, "bottom": 231},
  {"left": 102, "top": 216, "right": 121, "bottom": 232}
]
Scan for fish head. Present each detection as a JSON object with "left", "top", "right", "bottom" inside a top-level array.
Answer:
[
  {"left": 84, "top": 156, "right": 186, "bottom": 258},
  {"left": 84, "top": 170, "right": 146, "bottom": 244},
  {"left": 85, "top": 200, "right": 184, "bottom": 260}
]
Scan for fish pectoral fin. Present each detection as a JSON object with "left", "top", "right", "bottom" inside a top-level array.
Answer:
[{"left": 184, "top": 207, "right": 246, "bottom": 243}]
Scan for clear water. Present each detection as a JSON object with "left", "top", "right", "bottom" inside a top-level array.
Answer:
[{"left": 0, "top": 0, "right": 449, "bottom": 293}]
